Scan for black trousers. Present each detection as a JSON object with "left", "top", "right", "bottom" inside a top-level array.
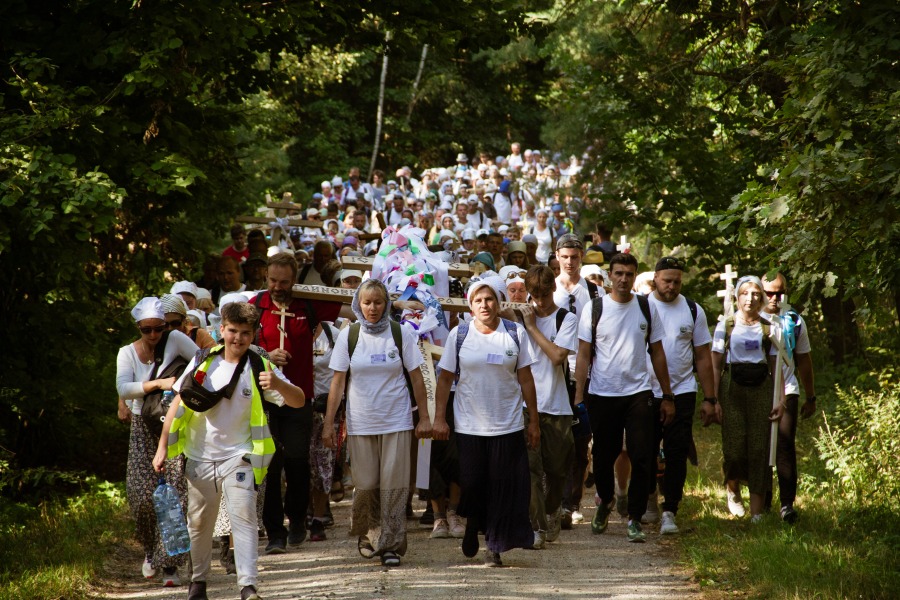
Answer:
[
  {"left": 652, "top": 392, "right": 696, "bottom": 514},
  {"left": 775, "top": 394, "right": 800, "bottom": 508},
  {"left": 263, "top": 403, "right": 313, "bottom": 540},
  {"left": 587, "top": 390, "right": 655, "bottom": 521}
]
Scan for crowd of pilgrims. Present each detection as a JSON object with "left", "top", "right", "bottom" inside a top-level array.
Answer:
[{"left": 115, "top": 145, "right": 815, "bottom": 600}]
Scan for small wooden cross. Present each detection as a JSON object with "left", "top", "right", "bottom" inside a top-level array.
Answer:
[
  {"left": 716, "top": 264, "right": 738, "bottom": 321},
  {"left": 270, "top": 303, "right": 294, "bottom": 350},
  {"left": 616, "top": 235, "right": 631, "bottom": 254}
]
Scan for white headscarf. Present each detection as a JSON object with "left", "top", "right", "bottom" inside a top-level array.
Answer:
[
  {"left": 131, "top": 297, "right": 164, "bottom": 322},
  {"left": 160, "top": 293, "right": 187, "bottom": 316},
  {"left": 466, "top": 276, "right": 507, "bottom": 308}
]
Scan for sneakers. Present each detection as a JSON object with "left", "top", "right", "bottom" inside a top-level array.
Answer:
[
  {"left": 418, "top": 503, "right": 435, "bottom": 528},
  {"left": 264, "top": 537, "right": 286, "bottom": 555},
  {"left": 781, "top": 506, "right": 799, "bottom": 524},
  {"left": 288, "top": 524, "right": 306, "bottom": 546},
  {"left": 461, "top": 523, "right": 480, "bottom": 557},
  {"left": 241, "top": 585, "right": 262, "bottom": 600},
  {"left": 484, "top": 550, "right": 502, "bottom": 567},
  {"left": 615, "top": 491, "right": 628, "bottom": 518},
  {"left": 531, "top": 530, "right": 546, "bottom": 549},
  {"left": 660, "top": 511, "right": 679, "bottom": 535},
  {"left": 161, "top": 567, "right": 180, "bottom": 587},
  {"left": 309, "top": 518, "right": 327, "bottom": 542},
  {"left": 141, "top": 556, "right": 156, "bottom": 580},
  {"left": 187, "top": 581, "right": 209, "bottom": 600},
  {"left": 560, "top": 508, "right": 573, "bottom": 530},
  {"left": 750, "top": 514, "right": 764, "bottom": 525},
  {"left": 546, "top": 508, "right": 562, "bottom": 542},
  {"left": 591, "top": 501, "right": 612, "bottom": 535},
  {"left": 430, "top": 518, "right": 451, "bottom": 539},
  {"left": 381, "top": 551, "right": 401, "bottom": 567},
  {"left": 571, "top": 509, "right": 584, "bottom": 525},
  {"left": 727, "top": 488, "right": 746, "bottom": 517},
  {"left": 447, "top": 510, "right": 466, "bottom": 539},
  {"left": 626, "top": 520, "right": 646, "bottom": 543},
  {"left": 642, "top": 490, "right": 660, "bottom": 524}
]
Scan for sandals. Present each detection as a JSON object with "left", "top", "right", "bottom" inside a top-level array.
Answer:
[
  {"left": 357, "top": 536, "right": 375, "bottom": 559},
  {"left": 381, "top": 551, "right": 400, "bottom": 567}
]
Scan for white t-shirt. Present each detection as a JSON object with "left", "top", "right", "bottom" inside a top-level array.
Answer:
[
  {"left": 764, "top": 312, "right": 811, "bottom": 395},
  {"left": 527, "top": 310, "right": 578, "bottom": 415},
  {"left": 438, "top": 320, "right": 537, "bottom": 436},
  {"left": 313, "top": 323, "right": 340, "bottom": 398},
  {"left": 173, "top": 353, "right": 288, "bottom": 462},
  {"left": 554, "top": 277, "right": 604, "bottom": 377},
  {"left": 534, "top": 226, "right": 552, "bottom": 264},
  {"left": 646, "top": 295, "right": 713, "bottom": 397},
  {"left": 116, "top": 330, "right": 199, "bottom": 408},
  {"left": 329, "top": 324, "right": 424, "bottom": 436},
  {"left": 577, "top": 295, "right": 665, "bottom": 396},
  {"left": 493, "top": 193, "right": 512, "bottom": 225},
  {"left": 711, "top": 317, "right": 778, "bottom": 364}
]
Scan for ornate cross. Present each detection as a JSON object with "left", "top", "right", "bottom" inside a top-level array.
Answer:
[{"left": 270, "top": 303, "right": 294, "bottom": 350}]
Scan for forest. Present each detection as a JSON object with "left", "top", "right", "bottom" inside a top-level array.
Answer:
[{"left": 1, "top": 1, "right": 898, "bottom": 597}]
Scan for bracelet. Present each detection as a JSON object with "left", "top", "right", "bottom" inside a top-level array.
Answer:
[
  {"left": 662, "top": 394, "right": 675, "bottom": 402},
  {"left": 703, "top": 397, "right": 717, "bottom": 405},
  {"left": 807, "top": 396, "right": 817, "bottom": 403}
]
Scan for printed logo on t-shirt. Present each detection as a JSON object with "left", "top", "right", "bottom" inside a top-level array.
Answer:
[
  {"left": 639, "top": 322, "right": 647, "bottom": 331},
  {"left": 242, "top": 387, "right": 251, "bottom": 398},
  {"left": 236, "top": 472, "right": 246, "bottom": 483},
  {"left": 505, "top": 349, "right": 515, "bottom": 357},
  {"left": 680, "top": 325, "right": 691, "bottom": 334},
  {"left": 388, "top": 350, "right": 398, "bottom": 359}
]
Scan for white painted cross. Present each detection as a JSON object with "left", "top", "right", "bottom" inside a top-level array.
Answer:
[
  {"left": 270, "top": 303, "right": 294, "bottom": 351},
  {"left": 716, "top": 264, "right": 738, "bottom": 321},
  {"left": 616, "top": 235, "right": 631, "bottom": 254}
]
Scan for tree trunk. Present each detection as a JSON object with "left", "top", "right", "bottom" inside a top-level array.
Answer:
[
  {"left": 819, "top": 288, "right": 861, "bottom": 364},
  {"left": 406, "top": 44, "right": 429, "bottom": 127},
  {"left": 368, "top": 30, "right": 392, "bottom": 180}
]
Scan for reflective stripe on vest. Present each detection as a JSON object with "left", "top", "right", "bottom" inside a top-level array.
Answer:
[{"left": 167, "top": 347, "right": 275, "bottom": 485}]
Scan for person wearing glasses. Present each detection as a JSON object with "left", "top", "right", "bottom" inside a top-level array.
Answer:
[
  {"left": 116, "top": 296, "right": 200, "bottom": 587},
  {"left": 160, "top": 294, "right": 216, "bottom": 349},
  {"left": 647, "top": 257, "right": 718, "bottom": 535},
  {"left": 761, "top": 273, "right": 816, "bottom": 524},
  {"left": 711, "top": 276, "right": 785, "bottom": 523}
]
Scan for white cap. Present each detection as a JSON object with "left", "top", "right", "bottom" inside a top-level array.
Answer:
[
  {"left": 307, "top": 207, "right": 319, "bottom": 216},
  {"left": 187, "top": 309, "right": 207, "bottom": 328},
  {"left": 331, "top": 176, "right": 343, "bottom": 187},
  {"left": 195, "top": 287, "right": 212, "bottom": 301},
  {"left": 581, "top": 265, "right": 603, "bottom": 278},
  {"left": 461, "top": 229, "right": 476, "bottom": 241},
  {"left": 321, "top": 180, "right": 331, "bottom": 189},
  {"left": 170, "top": 280, "right": 198, "bottom": 297},
  {"left": 498, "top": 225, "right": 509, "bottom": 234},
  {"left": 219, "top": 292, "right": 249, "bottom": 308},
  {"left": 476, "top": 228, "right": 490, "bottom": 238},
  {"left": 131, "top": 297, "right": 164, "bottom": 322},
  {"left": 340, "top": 269, "right": 363, "bottom": 281}
]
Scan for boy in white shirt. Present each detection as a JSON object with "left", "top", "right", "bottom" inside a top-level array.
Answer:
[{"left": 154, "top": 302, "right": 305, "bottom": 600}]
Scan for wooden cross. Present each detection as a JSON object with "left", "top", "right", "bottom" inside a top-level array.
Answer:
[
  {"left": 292, "top": 284, "right": 526, "bottom": 313},
  {"left": 768, "top": 301, "right": 794, "bottom": 467},
  {"left": 616, "top": 235, "right": 631, "bottom": 254},
  {"left": 716, "top": 264, "right": 739, "bottom": 321},
  {"left": 270, "top": 303, "right": 294, "bottom": 350},
  {"left": 341, "top": 255, "right": 473, "bottom": 278}
]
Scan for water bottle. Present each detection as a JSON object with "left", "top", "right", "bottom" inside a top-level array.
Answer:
[{"left": 152, "top": 477, "right": 191, "bottom": 556}]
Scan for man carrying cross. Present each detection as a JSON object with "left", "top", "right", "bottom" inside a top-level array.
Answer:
[{"left": 253, "top": 252, "right": 343, "bottom": 554}]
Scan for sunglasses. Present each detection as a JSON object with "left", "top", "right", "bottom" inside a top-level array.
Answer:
[
  {"left": 656, "top": 257, "right": 685, "bottom": 271},
  {"left": 556, "top": 234, "right": 583, "bottom": 251},
  {"left": 504, "top": 271, "right": 527, "bottom": 281},
  {"left": 569, "top": 293, "right": 577, "bottom": 315},
  {"left": 765, "top": 291, "right": 785, "bottom": 299},
  {"left": 139, "top": 325, "right": 166, "bottom": 335},
  {"left": 166, "top": 319, "right": 184, "bottom": 330}
]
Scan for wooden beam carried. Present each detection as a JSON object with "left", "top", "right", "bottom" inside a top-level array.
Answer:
[
  {"left": 340, "top": 255, "right": 472, "bottom": 277},
  {"left": 235, "top": 216, "right": 324, "bottom": 228},
  {"left": 291, "top": 284, "right": 525, "bottom": 314}
]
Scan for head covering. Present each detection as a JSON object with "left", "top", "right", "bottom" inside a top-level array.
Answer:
[
  {"left": 187, "top": 309, "right": 207, "bottom": 328},
  {"left": 340, "top": 269, "right": 363, "bottom": 281},
  {"left": 522, "top": 234, "right": 538, "bottom": 245},
  {"left": 466, "top": 275, "right": 507, "bottom": 308},
  {"left": 461, "top": 229, "right": 476, "bottom": 241},
  {"left": 734, "top": 275, "right": 765, "bottom": 299},
  {"left": 351, "top": 281, "right": 391, "bottom": 335},
  {"left": 655, "top": 256, "right": 686, "bottom": 272},
  {"left": 342, "top": 236, "right": 359, "bottom": 248},
  {"left": 583, "top": 249, "right": 605, "bottom": 265},
  {"left": 536, "top": 208, "right": 549, "bottom": 217},
  {"left": 131, "top": 297, "right": 164, "bottom": 323},
  {"left": 307, "top": 207, "right": 319, "bottom": 217},
  {"left": 195, "top": 287, "right": 212, "bottom": 301},
  {"left": 498, "top": 180, "right": 511, "bottom": 194},
  {"left": 246, "top": 252, "right": 267, "bottom": 266},
  {"left": 321, "top": 180, "right": 332, "bottom": 189},
  {"left": 170, "top": 281, "right": 197, "bottom": 298},
  {"left": 469, "top": 252, "right": 496, "bottom": 272},
  {"left": 498, "top": 265, "right": 526, "bottom": 285},
  {"left": 330, "top": 176, "right": 343, "bottom": 187},
  {"left": 551, "top": 203, "right": 564, "bottom": 212},
  {"left": 581, "top": 265, "right": 604, "bottom": 279},
  {"left": 219, "top": 292, "right": 249, "bottom": 308},
  {"left": 507, "top": 241, "right": 527, "bottom": 256},
  {"left": 160, "top": 293, "right": 187, "bottom": 317}
]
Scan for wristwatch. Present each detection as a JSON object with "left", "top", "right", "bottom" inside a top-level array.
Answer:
[
  {"left": 703, "top": 397, "right": 718, "bottom": 405},
  {"left": 661, "top": 393, "right": 675, "bottom": 402}
]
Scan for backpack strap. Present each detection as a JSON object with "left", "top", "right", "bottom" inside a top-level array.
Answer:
[
  {"left": 297, "top": 264, "right": 312, "bottom": 284},
  {"left": 555, "top": 308, "right": 573, "bottom": 384},
  {"left": 189, "top": 328, "right": 198, "bottom": 342},
  {"left": 389, "top": 320, "right": 415, "bottom": 403},
  {"left": 636, "top": 294, "right": 652, "bottom": 347},
  {"left": 246, "top": 349, "right": 267, "bottom": 394},
  {"left": 723, "top": 315, "right": 735, "bottom": 366},
  {"left": 320, "top": 322, "right": 336, "bottom": 350},
  {"left": 455, "top": 321, "right": 470, "bottom": 381},
  {"left": 589, "top": 296, "right": 604, "bottom": 366},
  {"left": 500, "top": 318, "right": 520, "bottom": 350},
  {"left": 586, "top": 280, "right": 600, "bottom": 300},
  {"left": 348, "top": 322, "right": 361, "bottom": 360},
  {"left": 148, "top": 330, "right": 173, "bottom": 381},
  {"left": 685, "top": 296, "right": 698, "bottom": 323}
]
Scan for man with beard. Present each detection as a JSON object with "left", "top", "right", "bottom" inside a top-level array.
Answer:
[{"left": 252, "top": 252, "right": 343, "bottom": 554}]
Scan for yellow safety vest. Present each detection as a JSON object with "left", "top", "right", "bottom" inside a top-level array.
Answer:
[{"left": 167, "top": 346, "right": 276, "bottom": 485}]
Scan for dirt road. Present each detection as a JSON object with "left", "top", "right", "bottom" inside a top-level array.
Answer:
[{"left": 99, "top": 491, "right": 699, "bottom": 600}]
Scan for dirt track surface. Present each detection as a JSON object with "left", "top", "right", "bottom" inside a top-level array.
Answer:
[{"left": 98, "top": 494, "right": 699, "bottom": 600}]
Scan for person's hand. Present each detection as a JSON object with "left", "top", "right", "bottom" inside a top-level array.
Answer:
[
  {"left": 152, "top": 446, "right": 167, "bottom": 473},
  {"left": 118, "top": 399, "right": 132, "bottom": 423},
  {"left": 519, "top": 304, "right": 536, "bottom": 329},
  {"left": 800, "top": 397, "right": 817, "bottom": 419},
  {"left": 393, "top": 300, "right": 425, "bottom": 312},
  {"left": 157, "top": 377, "right": 176, "bottom": 391},
  {"left": 322, "top": 423, "right": 336, "bottom": 449},
  {"left": 415, "top": 418, "right": 433, "bottom": 440},
  {"left": 660, "top": 398, "right": 675, "bottom": 426},
  {"left": 268, "top": 348, "right": 291, "bottom": 367},
  {"left": 432, "top": 417, "right": 450, "bottom": 441},
  {"left": 259, "top": 370, "right": 277, "bottom": 391},
  {"left": 699, "top": 400, "right": 716, "bottom": 428},
  {"left": 499, "top": 307, "right": 518, "bottom": 322},
  {"left": 526, "top": 421, "right": 540, "bottom": 450},
  {"left": 769, "top": 403, "right": 785, "bottom": 422}
]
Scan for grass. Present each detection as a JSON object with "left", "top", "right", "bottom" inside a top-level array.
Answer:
[
  {"left": 0, "top": 479, "right": 132, "bottom": 600},
  {"left": 676, "top": 411, "right": 900, "bottom": 599}
]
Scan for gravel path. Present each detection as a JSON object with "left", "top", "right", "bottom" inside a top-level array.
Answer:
[{"left": 98, "top": 492, "right": 699, "bottom": 600}]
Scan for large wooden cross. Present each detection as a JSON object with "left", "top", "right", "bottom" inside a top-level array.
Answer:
[
  {"left": 716, "top": 264, "right": 738, "bottom": 321},
  {"left": 340, "top": 255, "right": 473, "bottom": 278},
  {"left": 616, "top": 235, "right": 631, "bottom": 254},
  {"left": 291, "top": 284, "right": 525, "bottom": 313},
  {"left": 270, "top": 303, "right": 294, "bottom": 350}
]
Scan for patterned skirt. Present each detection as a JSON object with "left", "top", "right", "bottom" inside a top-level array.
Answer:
[{"left": 719, "top": 370, "right": 774, "bottom": 495}]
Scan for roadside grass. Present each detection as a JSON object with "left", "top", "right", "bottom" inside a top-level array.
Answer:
[
  {"left": 677, "top": 414, "right": 900, "bottom": 599},
  {"left": 0, "top": 479, "right": 132, "bottom": 600}
]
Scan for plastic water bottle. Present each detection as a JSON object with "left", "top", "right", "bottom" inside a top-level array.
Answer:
[{"left": 152, "top": 477, "right": 191, "bottom": 556}]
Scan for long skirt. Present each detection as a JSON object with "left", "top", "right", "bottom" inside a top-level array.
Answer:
[
  {"left": 125, "top": 416, "right": 189, "bottom": 570},
  {"left": 309, "top": 412, "right": 340, "bottom": 494},
  {"left": 348, "top": 431, "right": 411, "bottom": 556},
  {"left": 457, "top": 431, "right": 533, "bottom": 554},
  {"left": 720, "top": 371, "right": 774, "bottom": 495}
]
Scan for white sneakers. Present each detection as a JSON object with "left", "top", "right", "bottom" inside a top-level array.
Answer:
[
  {"left": 141, "top": 557, "right": 156, "bottom": 580},
  {"left": 447, "top": 510, "right": 466, "bottom": 539},
  {"left": 532, "top": 530, "right": 546, "bottom": 549},
  {"left": 571, "top": 510, "right": 584, "bottom": 524},
  {"left": 660, "top": 511, "right": 679, "bottom": 534},
  {"left": 642, "top": 490, "right": 660, "bottom": 524},
  {"left": 727, "top": 488, "right": 746, "bottom": 517},
  {"left": 430, "top": 518, "right": 450, "bottom": 539}
]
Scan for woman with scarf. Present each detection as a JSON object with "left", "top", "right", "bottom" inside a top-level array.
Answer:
[
  {"left": 711, "top": 275, "right": 785, "bottom": 523},
  {"left": 432, "top": 276, "right": 540, "bottom": 567},
  {"left": 322, "top": 279, "right": 432, "bottom": 567},
  {"left": 115, "top": 297, "right": 198, "bottom": 587}
]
